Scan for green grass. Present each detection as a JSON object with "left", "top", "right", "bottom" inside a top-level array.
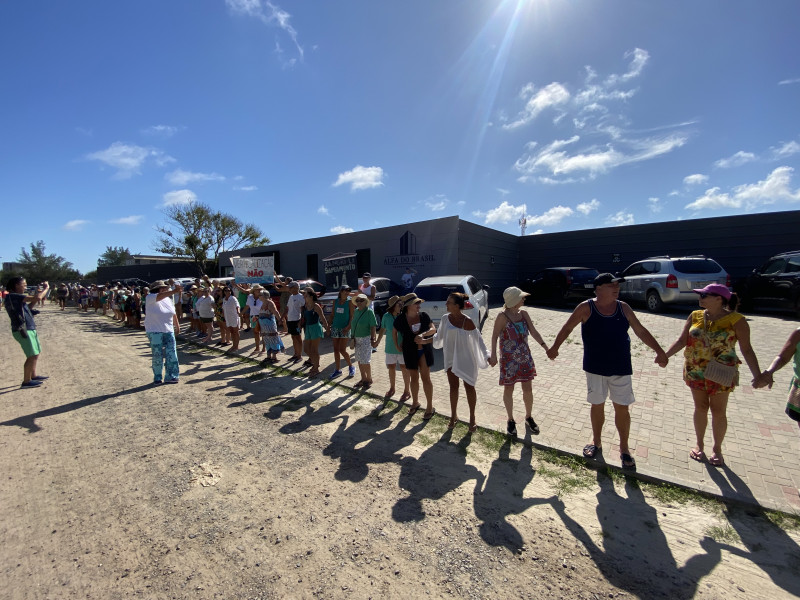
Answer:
[
  {"left": 705, "top": 523, "right": 741, "bottom": 544},
  {"left": 764, "top": 509, "right": 800, "bottom": 531}
]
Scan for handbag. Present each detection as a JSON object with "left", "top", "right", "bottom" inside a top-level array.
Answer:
[{"left": 702, "top": 314, "right": 738, "bottom": 387}]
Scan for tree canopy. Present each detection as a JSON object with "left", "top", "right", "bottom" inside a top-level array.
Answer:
[
  {"left": 11, "top": 241, "right": 82, "bottom": 284},
  {"left": 154, "top": 202, "right": 269, "bottom": 275},
  {"left": 97, "top": 245, "right": 133, "bottom": 267}
]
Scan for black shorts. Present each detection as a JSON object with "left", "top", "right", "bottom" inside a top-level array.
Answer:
[
  {"left": 287, "top": 320, "right": 302, "bottom": 336},
  {"left": 200, "top": 317, "right": 213, "bottom": 323}
]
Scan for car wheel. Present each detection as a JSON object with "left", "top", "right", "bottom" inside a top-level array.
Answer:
[{"left": 646, "top": 290, "right": 664, "bottom": 312}]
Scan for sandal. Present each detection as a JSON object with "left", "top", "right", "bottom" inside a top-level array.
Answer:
[
  {"left": 689, "top": 448, "right": 706, "bottom": 462},
  {"left": 423, "top": 408, "right": 436, "bottom": 420},
  {"left": 709, "top": 454, "right": 725, "bottom": 467},
  {"left": 398, "top": 392, "right": 411, "bottom": 403},
  {"left": 353, "top": 380, "right": 365, "bottom": 388},
  {"left": 384, "top": 388, "right": 395, "bottom": 399},
  {"left": 583, "top": 444, "right": 602, "bottom": 459},
  {"left": 621, "top": 453, "right": 637, "bottom": 471},
  {"left": 408, "top": 404, "right": 421, "bottom": 417},
  {"left": 448, "top": 417, "right": 458, "bottom": 430},
  {"left": 468, "top": 422, "right": 478, "bottom": 433}
]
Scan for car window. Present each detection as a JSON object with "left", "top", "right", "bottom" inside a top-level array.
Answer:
[
  {"left": 570, "top": 269, "right": 599, "bottom": 283},
  {"left": 643, "top": 262, "right": 661, "bottom": 274},
  {"left": 467, "top": 277, "right": 480, "bottom": 294},
  {"left": 786, "top": 257, "right": 800, "bottom": 273},
  {"left": 672, "top": 259, "right": 722, "bottom": 274},
  {"left": 415, "top": 285, "right": 461, "bottom": 301},
  {"left": 622, "top": 263, "right": 644, "bottom": 277},
  {"left": 760, "top": 258, "right": 787, "bottom": 275},
  {"left": 373, "top": 279, "right": 387, "bottom": 293},
  {"left": 544, "top": 271, "right": 561, "bottom": 282}
]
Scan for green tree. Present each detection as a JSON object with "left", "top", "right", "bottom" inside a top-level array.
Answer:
[
  {"left": 97, "top": 245, "right": 133, "bottom": 267},
  {"left": 17, "top": 240, "right": 82, "bottom": 283},
  {"left": 154, "top": 202, "right": 269, "bottom": 275}
]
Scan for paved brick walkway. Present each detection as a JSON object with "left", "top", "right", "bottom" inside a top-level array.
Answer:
[{"left": 179, "top": 303, "right": 800, "bottom": 514}]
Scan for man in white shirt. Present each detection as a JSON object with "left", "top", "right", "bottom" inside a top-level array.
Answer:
[
  {"left": 281, "top": 281, "right": 305, "bottom": 362},
  {"left": 359, "top": 273, "right": 377, "bottom": 310},
  {"left": 401, "top": 267, "right": 417, "bottom": 292}
]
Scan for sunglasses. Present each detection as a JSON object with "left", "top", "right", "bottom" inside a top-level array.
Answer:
[
  {"left": 355, "top": 299, "right": 366, "bottom": 303},
  {"left": 698, "top": 293, "right": 719, "bottom": 299}
]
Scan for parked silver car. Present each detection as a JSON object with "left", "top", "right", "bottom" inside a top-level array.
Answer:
[
  {"left": 619, "top": 256, "right": 730, "bottom": 312},
  {"left": 413, "top": 275, "right": 489, "bottom": 327}
]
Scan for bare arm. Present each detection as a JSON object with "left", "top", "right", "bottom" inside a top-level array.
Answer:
[
  {"left": 489, "top": 312, "right": 506, "bottom": 366},
  {"left": 521, "top": 310, "right": 548, "bottom": 352},
  {"left": 732, "top": 318, "right": 763, "bottom": 386},
  {"left": 547, "top": 302, "right": 590, "bottom": 360},
  {"left": 762, "top": 328, "right": 800, "bottom": 389},
  {"left": 665, "top": 316, "right": 693, "bottom": 359},
  {"left": 621, "top": 303, "right": 668, "bottom": 367},
  {"left": 156, "top": 285, "right": 181, "bottom": 303},
  {"left": 314, "top": 303, "right": 328, "bottom": 330}
]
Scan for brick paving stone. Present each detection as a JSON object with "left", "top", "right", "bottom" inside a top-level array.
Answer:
[{"left": 188, "top": 304, "right": 800, "bottom": 513}]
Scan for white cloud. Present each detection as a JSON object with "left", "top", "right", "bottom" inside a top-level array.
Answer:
[
  {"left": 226, "top": 0, "right": 303, "bottom": 62},
  {"left": 576, "top": 199, "right": 600, "bottom": 215},
  {"left": 648, "top": 197, "right": 663, "bottom": 213},
  {"left": 317, "top": 205, "right": 330, "bottom": 216},
  {"left": 683, "top": 173, "right": 708, "bottom": 186},
  {"left": 686, "top": 166, "right": 800, "bottom": 211},
  {"left": 778, "top": 78, "right": 800, "bottom": 85},
  {"left": 165, "top": 169, "right": 225, "bottom": 186},
  {"left": 605, "top": 48, "right": 649, "bottom": 86},
  {"left": 714, "top": 151, "right": 756, "bottom": 169},
  {"left": 530, "top": 229, "right": 544, "bottom": 235},
  {"left": 528, "top": 205, "right": 574, "bottom": 226},
  {"left": 234, "top": 185, "right": 258, "bottom": 191},
  {"left": 63, "top": 219, "right": 89, "bottom": 231},
  {"left": 685, "top": 187, "right": 737, "bottom": 211},
  {"left": 496, "top": 188, "right": 510, "bottom": 196},
  {"left": 771, "top": 140, "right": 800, "bottom": 159},
  {"left": 425, "top": 194, "right": 448, "bottom": 211},
  {"left": 482, "top": 201, "right": 526, "bottom": 225},
  {"left": 162, "top": 189, "right": 197, "bottom": 207},
  {"left": 332, "top": 165, "right": 385, "bottom": 191},
  {"left": 142, "top": 124, "right": 179, "bottom": 137},
  {"left": 110, "top": 215, "right": 143, "bottom": 225},
  {"left": 503, "top": 82, "right": 571, "bottom": 130},
  {"left": 605, "top": 211, "right": 634, "bottom": 226},
  {"left": 330, "top": 225, "right": 354, "bottom": 234},
  {"left": 86, "top": 142, "right": 174, "bottom": 179}
]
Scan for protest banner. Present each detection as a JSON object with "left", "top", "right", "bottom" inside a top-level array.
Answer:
[
  {"left": 323, "top": 252, "right": 357, "bottom": 290},
  {"left": 231, "top": 256, "right": 275, "bottom": 284}
]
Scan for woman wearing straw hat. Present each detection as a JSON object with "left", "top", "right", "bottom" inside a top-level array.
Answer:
[
  {"left": 374, "top": 295, "right": 411, "bottom": 401},
  {"left": 350, "top": 292, "right": 378, "bottom": 388},
  {"left": 393, "top": 293, "right": 436, "bottom": 418},
  {"left": 489, "top": 286, "right": 549, "bottom": 436},
  {"left": 144, "top": 280, "right": 182, "bottom": 384}
]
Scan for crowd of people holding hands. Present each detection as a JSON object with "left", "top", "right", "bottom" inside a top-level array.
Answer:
[{"left": 5, "top": 270, "right": 800, "bottom": 473}]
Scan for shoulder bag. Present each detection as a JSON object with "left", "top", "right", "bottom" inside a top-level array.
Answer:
[{"left": 702, "top": 314, "right": 738, "bottom": 387}]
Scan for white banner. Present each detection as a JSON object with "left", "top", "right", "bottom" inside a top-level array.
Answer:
[{"left": 231, "top": 256, "right": 275, "bottom": 284}]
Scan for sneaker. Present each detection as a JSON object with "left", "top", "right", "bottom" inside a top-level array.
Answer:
[
  {"left": 164, "top": 379, "right": 179, "bottom": 384},
  {"left": 525, "top": 416, "right": 540, "bottom": 435},
  {"left": 20, "top": 380, "right": 43, "bottom": 388},
  {"left": 329, "top": 370, "right": 343, "bottom": 380},
  {"left": 506, "top": 420, "right": 517, "bottom": 436},
  {"left": 348, "top": 366, "right": 356, "bottom": 377},
  {"left": 32, "top": 375, "right": 49, "bottom": 381},
  {"left": 153, "top": 380, "right": 163, "bottom": 385}
]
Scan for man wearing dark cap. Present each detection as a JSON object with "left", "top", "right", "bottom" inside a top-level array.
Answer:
[{"left": 547, "top": 273, "right": 668, "bottom": 471}]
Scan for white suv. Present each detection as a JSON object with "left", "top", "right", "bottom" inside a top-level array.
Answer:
[
  {"left": 413, "top": 275, "right": 489, "bottom": 327},
  {"left": 619, "top": 256, "right": 730, "bottom": 312}
]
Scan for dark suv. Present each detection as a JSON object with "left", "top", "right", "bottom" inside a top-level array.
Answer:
[
  {"left": 319, "top": 276, "right": 403, "bottom": 321},
  {"left": 742, "top": 251, "right": 800, "bottom": 317},
  {"left": 521, "top": 267, "right": 599, "bottom": 305}
]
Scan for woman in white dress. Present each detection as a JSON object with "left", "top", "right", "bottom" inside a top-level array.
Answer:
[
  {"left": 221, "top": 287, "right": 241, "bottom": 351},
  {"left": 433, "top": 292, "right": 490, "bottom": 432}
]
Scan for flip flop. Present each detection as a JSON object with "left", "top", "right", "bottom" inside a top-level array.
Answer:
[
  {"left": 423, "top": 408, "right": 436, "bottom": 420},
  {"left": 468, "top": 422, "right": 478, "bottom": 433},
  {"left": 621, "top": 453, "right": 637, "bottom": 471},
  {"left": 709, "top": 454, "right": 725, "bottom": 467},
  {"left": 447, "top": 417, "right": 458, "bottom": 430},
  {"left": 689, "top": 448, "right": 706, "bottom": 462},
  {"left": 408, "top": 404, "right": 421, "bottom": 417},
  {"left": 398, "top": 392, "right": 411, "bottom": 403},
  {"left": 583, "top": 444, "right": 602, "bottom": 459}
]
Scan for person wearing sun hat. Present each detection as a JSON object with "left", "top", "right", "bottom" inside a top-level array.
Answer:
[
  {"left": 349, "top": 292, "right": 378, "bottom": 388},
  {"left": 489, "top": 287, "right": 549, "bottom": 437},
  {"left": 664, "top": 283, "right": 768, "bottom": 467},
  {"left": 548, "top": 272, "right": 668, "bottom": 471},
  {"left": 392, "top": 292, "right": 437, "bottom": 418},
  {"left": 374, "top": 295, "right": 411, "bottom": 401},
  {"left": 144, "top": 279, "right": 183, "bottom": 384}
]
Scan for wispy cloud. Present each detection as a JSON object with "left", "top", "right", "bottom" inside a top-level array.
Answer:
[
  {"left": 576, "top": 199, "right": 600, "bottom": 215},
  {"left": 648, "top": 197, "right": 663, "bottom": 213},
  {"left": 331, "top": 225, "right": 354, "bottom": 234},
  {"left": 86, "top": 142, "right": 174, "bottom": 179},
  {"left": 683, "top": 173, "right": 708, "bottom": 186},
  {"left": 225, "top": 0, "right": 303, "bottom": 64},
  {"left": 425, "top": 194, "right": 448, "bottom": 211},
  {"left": 110, "top": 215, "right": 144, "bottom": 225},
  {"left": 332, "top": 165, "right": 385, "bottom": 191},
  {"left": 162, "top": 189, "right": 197, "bottom": 207},
  {"left": 478, "top": 201, "right": 525, "bottom": 225},
  {"left": 317, "top": 205, "right": 330, "bottom": 216},
  {"left": 771, "top": 140, "right": 800, "bottom": 159},
  {"left": 63, "top": 219, "right": 89, "bottom": 231},
  {"left": 165, "top": 169, "right": 225, "bottom": 186},
  {"left": 142, "top": 124, "right": 180, "bottom": 137},
  {"left": 685, "top": 166, "right": 800, "bottom": 211},
  {"left": 502, "top": 82, "right": 571, "bottom": 130},
  {"left": 778, "top": 77, "right": 800, "bottom": 85},
  {"left": 605, "top": 211, "right": 634, "bottom": 226},
  {"left": 528, "top": 205, "right": 574, "bottom": 226},
  {"left": 234, "top": 185, "right": 258, "bottom": 191},
  {"left": 714, "top": 151, "right": 756, "bottom": 169}
]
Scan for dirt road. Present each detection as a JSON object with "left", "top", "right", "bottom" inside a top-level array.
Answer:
[{"left": 1, "top": 307, "right": 799, "bottom": 599}]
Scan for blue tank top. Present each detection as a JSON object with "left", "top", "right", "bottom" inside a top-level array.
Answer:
[
  {"left": 581, "top": 300, "right": 632, "bottom": 376},
  {"left": 304, "top": 308, "right": 320, "bottom": 326}
]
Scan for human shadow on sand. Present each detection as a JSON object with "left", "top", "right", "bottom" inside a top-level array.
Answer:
[
  {"left": 546, "top": 470, "right": 723, "bottom": 599},
  {"left": 0, "top": 383, "right": 155, "bottom": 433},
  {"left": 705, "top": 465, "right": 800, "bottom": 597}
]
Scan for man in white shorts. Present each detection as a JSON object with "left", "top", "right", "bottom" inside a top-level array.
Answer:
[{"left": 547, "top": 273, "right": 668, "bottom": 471}]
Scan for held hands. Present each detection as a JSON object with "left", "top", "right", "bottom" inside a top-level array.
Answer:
[
  {"left": 371, "top": 339, "right": 379, "bottom": 348},
  {"left": 546, "top": 347, "right": 559, "bottom": 361},
  {"left": 488, "top": 354, "right": 498, "bottom": 367},
  {"left": 654, "top": 350, "right": 668, "bottom": 368},
  {"left": 752, "top": 371, "right": 774, "bottom": 389}
]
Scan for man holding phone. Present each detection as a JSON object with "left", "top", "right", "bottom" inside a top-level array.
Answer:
[{"left": 4, "top": 276, "right": 50, "bottom": 388}]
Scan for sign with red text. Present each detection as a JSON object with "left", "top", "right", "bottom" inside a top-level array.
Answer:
[{"left": 231, "top": 256, "right": 275, "bottom": 284}]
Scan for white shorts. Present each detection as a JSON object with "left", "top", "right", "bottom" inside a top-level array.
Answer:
[
  {"left": 385, "top": 353, "right": 405, "bottom": 367},
  {"left": 585, "top": 373, "right": 635, "bottom": 406}
]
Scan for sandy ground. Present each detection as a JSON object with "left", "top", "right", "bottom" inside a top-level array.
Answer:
[{"left": 1, "top": 305, "right": 800, "bottom": 600}]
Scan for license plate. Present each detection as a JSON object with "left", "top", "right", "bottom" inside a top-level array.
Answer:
[{"left": 584, "top": 284, "right": 594, "bottom": 288}]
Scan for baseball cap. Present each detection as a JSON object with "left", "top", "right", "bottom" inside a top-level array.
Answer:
[{"left": 593, "top": 273, "right": 625, "bottom": 287}]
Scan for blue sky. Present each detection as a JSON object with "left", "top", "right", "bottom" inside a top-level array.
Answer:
[{"left": 2, "top": 0, "right": 799, "bottom": 274}]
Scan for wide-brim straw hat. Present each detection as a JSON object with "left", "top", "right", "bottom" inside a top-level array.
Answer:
[
  {"left": 502, "top": 286, "right": 529, "bottom": 308},
  {"left": 351, "top": 293, "right": 369, "bottom": 304},
  {"left": 150, "top": 280, "right": 169, "bottom": 290},
  {"left": 403, "top": 293, "right": 424, "bottom": 307},
  {"left": 387, "top": 295, "right": 402, "bottom": 308}
]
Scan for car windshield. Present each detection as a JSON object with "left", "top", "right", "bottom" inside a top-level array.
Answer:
[
  {"left": 570, "top": 269, "right": 599, "bottom": 283},
  {"left": 672, "top": 259, "right": 722, "bottom": 274},
  {"left": 414, "top": 285, "right": 463, "bottom": 302}
]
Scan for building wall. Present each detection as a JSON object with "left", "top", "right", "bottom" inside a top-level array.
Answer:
[
  {"left": 518, "top": 210, "right": 800, "bottom": 282},
  {"left": 97, "top": 262, "right": 203, "bottom": 284},
  {"left": 457, "top": 220, "right": 518, "bottom": 303}
]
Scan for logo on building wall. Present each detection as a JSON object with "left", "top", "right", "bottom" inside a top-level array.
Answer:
[{"left": 383, "top": 230, "right": 436, "bottom": 267}]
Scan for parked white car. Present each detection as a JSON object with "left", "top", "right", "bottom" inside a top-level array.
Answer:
[{"left": 413, "top": 275, "right": 489, "bottom": 328}]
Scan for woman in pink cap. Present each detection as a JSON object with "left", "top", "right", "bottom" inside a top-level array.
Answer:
[{"left": 665, "top": 284, "right": 768, "bottom": 467}]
